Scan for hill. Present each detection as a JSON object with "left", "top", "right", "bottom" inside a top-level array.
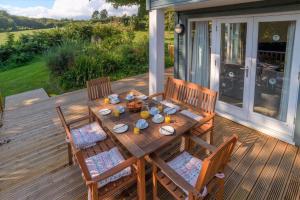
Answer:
[{"left": 0, "top": 10, "right": 68, "bottom": 32}]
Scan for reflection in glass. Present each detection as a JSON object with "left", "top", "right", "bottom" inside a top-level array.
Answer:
[
  {"left": 253, "top": 21, "right": 295, "bottom": 121},
  {"left": 219, "top": 23, "right": 247, "bottom": 107}
]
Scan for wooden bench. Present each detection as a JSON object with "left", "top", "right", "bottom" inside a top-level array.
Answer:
[{"left": 149, "top": 77, "right": 218, "bottom": 144}]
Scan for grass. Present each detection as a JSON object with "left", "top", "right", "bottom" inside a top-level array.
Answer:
[
  {"left": 0, "top": 57, "right": 62, "bottom": 97},
  {"left": 0, "top": 29, "right": 52, "bottom": 44}
]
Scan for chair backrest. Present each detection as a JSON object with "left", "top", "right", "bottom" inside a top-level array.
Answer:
[
  {"left": 87, "top": 77, "right": 112, "bottom": 101},
  {"left": 195, "top": 135, "right": 238, "bottom": 191},
  {"left": 164, "top": 77, "right": 217, "bottom": 114}
]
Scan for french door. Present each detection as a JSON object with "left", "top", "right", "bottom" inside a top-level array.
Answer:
[
  {"left": 214, "top": 18, "right": 253, "bottom": 121},
  {"left": 212, "top": 14, "right": 300, "bottom": 141}
]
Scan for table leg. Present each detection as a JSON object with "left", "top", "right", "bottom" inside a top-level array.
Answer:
[{"left": 137, "top": 157, "right": 146, "bottom": 200}]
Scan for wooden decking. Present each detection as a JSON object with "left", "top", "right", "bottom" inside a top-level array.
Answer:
[{"left": 0, "top": 69, "right": 300, "bottom": 200}]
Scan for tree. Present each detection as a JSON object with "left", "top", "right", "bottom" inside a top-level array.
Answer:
[
  {"left": 100, "top": 9, "right": 108, "bottom": 20},
  {"left": 89, "top": 0, "right": 146, "bottom": 17},
  {"left": 92, "top": 10, "right": 100, "bottom": 20}
]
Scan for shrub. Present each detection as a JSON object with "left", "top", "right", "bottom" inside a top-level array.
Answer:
[{"left": 45, "top": 40, "right": 83, "bottom": 75}]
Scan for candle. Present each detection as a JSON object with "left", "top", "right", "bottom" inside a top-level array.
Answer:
[
  {"left": 165, "top": 115, "right": 171, "bottom": 124},
  {"left": 134, "top": 127, "right": 140, "bottom": 135}
]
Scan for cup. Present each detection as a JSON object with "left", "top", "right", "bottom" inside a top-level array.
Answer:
[
  {"left": 157, "top": 104, "right": 163, "bottom": 112},
  {"left": 134, "top": 127, "right": 140, "bottom": 135},
  {"left": 140, "top": 110, "right": 150, "bottom": 119},
  {"left": 165, "top": 115, "right": 171, "bottom": 124},
  {"left": 104, "top": 97, "right": 110, "bottom": 104},
  {"left": 113, "top": 109, "right": 120, "bottom": 117}
]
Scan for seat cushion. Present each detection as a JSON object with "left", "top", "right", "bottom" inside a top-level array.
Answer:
[
  {"left": 180, "top": 110, "right": 203, "bottom": 121},
  {"left": 85, "top": 147, "right": 131, "bottom": 188},
  {"left": 167, "top": 151, "right": 202, "bottom": 194},
  {"left": 71, "top": 122, "right": 107, "bottom": 149}
]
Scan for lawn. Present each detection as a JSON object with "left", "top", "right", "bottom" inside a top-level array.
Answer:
[
  {"left": 0, "top": 29, "right": 52, "bottom": 44},
  {"left": 0, "top": 57, "right": 61, "bottom": 97}
]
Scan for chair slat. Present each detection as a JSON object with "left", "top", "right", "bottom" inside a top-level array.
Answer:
[{"left": 87, "top": 77, "right": 112, "bottom": 101}]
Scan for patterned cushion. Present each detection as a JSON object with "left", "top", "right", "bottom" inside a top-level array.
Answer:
[
  {"left": 167, "top": 151, "right": 202, "bottom": 194},
  {"left": 71, "top": 122, "right": 107, "bottom": 149},
  {"left": 180, "top": 110, "right": 203, "bottom": 121},
  {"left": 85, "top": 147, "right": 131, "bottom": 188}
]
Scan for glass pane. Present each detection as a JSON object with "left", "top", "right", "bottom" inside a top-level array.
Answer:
[
  {"left": 253, "top": 21, "right": 295, "bottom": 121},
  {"left": 189, "top": 21, "right": 212, "bottom": 87},
  {"left": 219, "top": 23, "right": 247, "bottom": 107}
]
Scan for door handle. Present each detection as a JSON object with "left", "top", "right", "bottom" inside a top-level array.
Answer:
[
  {"left": 240, "top": 67, "right": 249, "bottom": 77},
  {"left": 245, "top": 67, "right": 249, "bottom": 77}
]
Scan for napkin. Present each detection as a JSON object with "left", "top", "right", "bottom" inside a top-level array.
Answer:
[
  {"left": 180, "top": 110, "right": 203, "bottom": 121},
  {"left": 160, "top": 100, "right": 180, "bottom": 111}
]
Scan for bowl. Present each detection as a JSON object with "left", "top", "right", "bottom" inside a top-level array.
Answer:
[{"left": 126, "top": 100, "right": 143, "bottom": 113}]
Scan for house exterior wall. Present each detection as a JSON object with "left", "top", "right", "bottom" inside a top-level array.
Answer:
[{"left": 173, "top": 1, "right": 300, "bottom": 145}]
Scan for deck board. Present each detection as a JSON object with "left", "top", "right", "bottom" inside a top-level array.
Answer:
[{"left": 0, "top": 68, "right": 299, "bottom": 200}]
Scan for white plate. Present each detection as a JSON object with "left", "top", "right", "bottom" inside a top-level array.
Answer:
[
  {"left": 113, "top": 124, "right": 128, "bottom": 133},
  {"left": 163, "top": 107, "right": 177, "bottom": 115},
  {"left": 159, "top": 126, "right": 175, "bottom": 136},
  {"left": 136, "top": 119, "right": 149, "bottom": 129},
  {"left": 99, "top": 108, "right": 111, "bottom": 115},
  {"left": 137, "top": 95, "right": 148, "bottom": 100},
  {"left": 108, "top": 94, "right": 118, "bottom": 99},
  {"left": 152, "top": 114, "right": 164, "bottom": 124}
]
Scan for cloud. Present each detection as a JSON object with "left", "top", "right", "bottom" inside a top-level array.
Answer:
[{"left": 0, "top": 0, "right": 138, "bottom": 19}]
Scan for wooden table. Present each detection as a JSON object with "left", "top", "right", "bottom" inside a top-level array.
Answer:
[{"left": 89, "top": 90, "right": 198, "bottom": 200}]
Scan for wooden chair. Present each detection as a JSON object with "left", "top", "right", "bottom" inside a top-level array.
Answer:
[
  {"left": 87, "top": 77, "right": 112, "bottom": 101},
  {"left": 150, "top": 134, "right": 238, "bottom": 200},
  {"left": 56, "top": 105, "right": 138, "bottom": 200},
  {"left": 149, "top": 77, "right": 217, "bottom": 144},
  {"left": 74, "top": 139, "right": 137, "bottom": 200},
  {"left": 56, "top": 105, "right": 100, "bottom": 165}
]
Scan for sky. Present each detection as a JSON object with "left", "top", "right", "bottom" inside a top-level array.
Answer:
[{"left": 0, "top": 0, "right": 138, "bottom": 19}]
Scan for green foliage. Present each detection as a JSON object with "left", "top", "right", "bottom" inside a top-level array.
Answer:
[
  {"left": 45, "top": 40, "right": 83, "bottom": 76},
  {"left": 0, "top": 28, "right": 64, "bottom": 70},
  {"left": 45, "top": 24, "right": 151, "bottom": 89}
]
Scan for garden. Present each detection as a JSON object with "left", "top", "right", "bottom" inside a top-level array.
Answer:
[{"left": 0, "top": 22, "right": 174, "bottom": 97}]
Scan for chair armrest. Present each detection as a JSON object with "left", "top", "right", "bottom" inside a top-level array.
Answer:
[
  {"left": 86, "top": 157, "right": 137, "bottom": 185},
  {"left": 189, "top": 134, "right": 217, "bottom": 152},
  {"left": 150, "top": 153, "right": 198, "bottom": 196},
  {"left": 67, "top": 115, "right": 93, "bottom": 126},
  {"left": 148, "top": 92, "right": 165, "bottom": 99},
  {"left": 198, "top": 113, "right": 215, "bottom": 125}
]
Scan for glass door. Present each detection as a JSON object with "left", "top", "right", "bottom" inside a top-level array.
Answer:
[
  {"left": 215, "top": 18, "right": 253, "bottom": 120},
  {"left": 249, "top": 15, "right": 299, "bottom": 135}
]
